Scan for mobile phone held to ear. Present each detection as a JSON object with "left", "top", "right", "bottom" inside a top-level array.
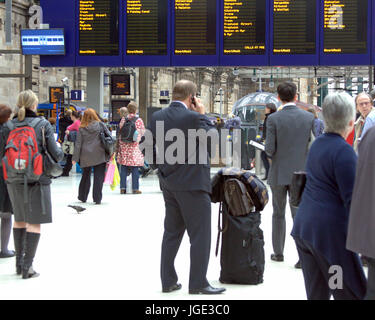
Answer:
[{"left": 191, "top": 95, "right": 196, "bottom": 107}]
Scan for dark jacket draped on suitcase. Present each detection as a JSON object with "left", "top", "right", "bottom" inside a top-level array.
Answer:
[{"left": 211, "top": 168, "right": 267, "bottom": 285}]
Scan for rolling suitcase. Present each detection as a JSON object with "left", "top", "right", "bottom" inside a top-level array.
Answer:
[{"left": 217, "top": 202, "right": 265, "bottom": 285}]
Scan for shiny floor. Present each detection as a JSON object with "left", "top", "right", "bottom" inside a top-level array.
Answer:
[{"left": 0, "top": 168, "right": 317, "bottom": 300}]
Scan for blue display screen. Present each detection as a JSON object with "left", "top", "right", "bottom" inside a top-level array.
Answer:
[
  {"left": 21, "top": 29, "right": 65, "bottom": 55},
  {"left": 39, "top": 0, "right": 374, "bottom": 67}
]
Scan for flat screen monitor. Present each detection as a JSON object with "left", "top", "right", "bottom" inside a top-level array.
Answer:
[
  {"left": 111, "top": 74, "right": 131, "bottom": 96},
  {"left": 21, "top": 29, "right": 65, "bottom": 55}
]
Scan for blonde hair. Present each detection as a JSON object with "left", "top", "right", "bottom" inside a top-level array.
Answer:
[
  {"left": 80, "top": 108, "right": 100, "bottom": 128},
  {"left": 16, "top": 90, "right": 39, "bottom": 121},
  {"left": 127, "top": 101, "right": 137, "bottom": 114}
]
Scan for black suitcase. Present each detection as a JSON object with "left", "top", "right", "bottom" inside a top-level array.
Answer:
[{"left": 217, "top": 202, "right": 265, "bottom": 285}]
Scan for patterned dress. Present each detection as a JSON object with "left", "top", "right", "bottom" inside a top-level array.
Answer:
[{"left": 116, "top": 114, "right": 145, "bottom": 167}]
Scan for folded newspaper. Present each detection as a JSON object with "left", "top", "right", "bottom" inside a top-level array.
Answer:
[{"left": 249, "top": 140, "right": 265, "bottom": 151}]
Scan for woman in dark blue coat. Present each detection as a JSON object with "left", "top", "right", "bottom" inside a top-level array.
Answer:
[{"left": 291, "top": 92, "right": 367, "bottom": 300}]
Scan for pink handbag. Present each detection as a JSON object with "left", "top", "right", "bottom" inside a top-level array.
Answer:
[{"left": 104, "top": 157, "right": 116, "bottom": 185}]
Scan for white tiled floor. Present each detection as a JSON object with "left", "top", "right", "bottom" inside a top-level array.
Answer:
[{"left": 0, "top": 168, "right": 308, "bottom": 300}]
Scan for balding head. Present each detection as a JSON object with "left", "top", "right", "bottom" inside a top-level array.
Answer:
[
  {"left": 355, "top": 92, "right": 373, "bottom": 118},
  {"left": 172, "top": 80, "right": 197, "bottom": 102}
]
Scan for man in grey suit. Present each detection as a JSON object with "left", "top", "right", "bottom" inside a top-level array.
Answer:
[{"left": 265, "top": 81, "right": 314, "bottom": 267}]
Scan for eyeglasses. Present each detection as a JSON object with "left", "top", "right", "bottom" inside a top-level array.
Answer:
[{"left": 358, "top": 101, "right": 372, "bottom": 107}]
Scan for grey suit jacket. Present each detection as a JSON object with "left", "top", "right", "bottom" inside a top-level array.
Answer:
[
  {"left": 265, "top": 104, "right": 314, "bottom": 186},
  {"left": 347, "top": 125, "right": 375, "bottom": 259}
]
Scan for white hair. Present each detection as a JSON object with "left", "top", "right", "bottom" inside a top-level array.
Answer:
[{"left": 322, "top": 91, "right": 355, "bottom": 134}]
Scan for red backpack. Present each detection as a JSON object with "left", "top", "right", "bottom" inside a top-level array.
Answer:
[{"left": 2, "top": 118, "right": 43, "bottom": 185}]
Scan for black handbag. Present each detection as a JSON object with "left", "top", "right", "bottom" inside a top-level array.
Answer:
[
  {"left": 99, "top": 122, "right": 115, "bottom": 156},
  {"left": 41, "top": 126, "right": 63, "bottom": 177},
  {"left": 290, "top": 171, "right": 307, "bottom": 207}
]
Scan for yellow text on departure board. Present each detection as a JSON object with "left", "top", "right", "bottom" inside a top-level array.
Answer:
[
  {"left": 224, "top": 0, "right": 246, "bottom": 37},
  {"left": 127, "top": 0, "right": 150, "bottom": 14},
  {"left": 324, "top": 0, "right": 345, "bottom": 29},
  {"left": 274, "top": 0, "right": 290, "bottom": 12},
  {"left": 175, "top": 0, "right": 192, "bottom": 10}
]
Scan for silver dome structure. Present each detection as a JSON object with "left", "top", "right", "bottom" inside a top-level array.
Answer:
[{"left": 233, "top": 92, "right": 280, "bottom": 112}]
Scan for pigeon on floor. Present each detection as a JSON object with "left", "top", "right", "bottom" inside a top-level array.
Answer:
[{"left": 68, "top": 205, "right": 86, "bottom": 214}]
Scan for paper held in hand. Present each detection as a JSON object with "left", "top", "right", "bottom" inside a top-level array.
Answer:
[{"left": 249, "top": 140, "right": 265, "bottom": 151}]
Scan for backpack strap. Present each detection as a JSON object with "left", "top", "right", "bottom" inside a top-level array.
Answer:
[
  {"left": 5, "top": 120, "right": 15, "bottom": 131},
  {"left": 29, "top": 117, "right": 44, "bottom": 129},
  {"left": 215, "top": 202, "right": 229, "bottom": 257}
]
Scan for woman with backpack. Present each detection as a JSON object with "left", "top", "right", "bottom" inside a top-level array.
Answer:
[
  {"left": 116, "top": 102, "right": 145, "bottom": 194},
  {"left": 3, "top": 90, "right": 63, "bottom": 279},
  {"left": 72, "top": 108, "right": 111, "bottom": 204}
]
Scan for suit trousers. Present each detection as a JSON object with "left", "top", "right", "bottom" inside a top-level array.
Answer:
[
  {"left": 270, "top": 184, "right": 299, "bottom": 256},
  {"left": 78, "top": 162, "right": 106, "bottom": 203},
  {"left": 366, "top": 258, "right": 375, "bottom": 300},
  {"left": 261, "top": 151, "right": 270, "bottom": 178},
  {"left": 161, "top": 188, "right": 211, "bottom": 290},
  {"left": 295, "top": 238, "right": 365, "bottom": 300}
]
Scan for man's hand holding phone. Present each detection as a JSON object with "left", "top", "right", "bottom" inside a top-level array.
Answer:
[{"left": 190, "top": 95, "right": 205, "bottom": 115}]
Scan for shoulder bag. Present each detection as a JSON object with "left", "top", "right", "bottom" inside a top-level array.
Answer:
[
  {"left": 41, "top": 126, "right": 63, "bottom": 177},
  {"left": 99, "top": 122, "right": 115, "bottom": 157}
]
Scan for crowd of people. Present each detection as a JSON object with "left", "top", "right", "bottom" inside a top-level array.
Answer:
[
  {"left": 0, "top": 90, "right": 147, "bottom": 279},
  {"left": 0, "top": 81, "right": 374, "bottom": 300},
  {"left": 262, "top": 82, "right": 375, "bottom": 300}
]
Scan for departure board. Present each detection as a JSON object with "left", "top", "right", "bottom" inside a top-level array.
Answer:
[
  {"left": 126, "top": 0, "right": 168, "bottom": 55},
  {"left": 323, "top": 0, "right": 367, "bottom": 54},
  {"left": 79, "top": 0, "right": 119, "bottom": 56},
  {"left": 174, "top": 0, "right": 216, "bottom": 55},
  {"left": 273, "top": 0, "right": 316, "bottom": 55},
  {"left": 223, "top": 0, "right": 266, "bottom": 55},
  {"left": 49, "top": 87, "right": 65, "bottom": 104}
]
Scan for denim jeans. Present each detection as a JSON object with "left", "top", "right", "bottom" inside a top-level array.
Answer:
[{"left": 120, "top": 165, "right": 140, "bottom": 191}]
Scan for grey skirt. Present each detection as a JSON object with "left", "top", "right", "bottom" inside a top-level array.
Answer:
[{"left": 7, "top": 183, "right": 52, "bottom": 224}]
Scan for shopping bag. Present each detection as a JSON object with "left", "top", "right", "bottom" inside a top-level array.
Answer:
[
  {"left": 104, "top": 157, "right": 116, "bottom": 185},
  {"left": 111, "top": 162, "right": 120, "bottom": 191}
]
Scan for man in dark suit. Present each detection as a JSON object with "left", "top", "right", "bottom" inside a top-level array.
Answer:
[
  {"left": 146, "top": 80, "right": 225, "bottom": 295},
  {"left": 265, "top": 81, "right": 314, "bottom": 267}
]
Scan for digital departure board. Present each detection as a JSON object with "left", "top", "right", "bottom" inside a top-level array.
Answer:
[
  {"left": 111, "top": 74, "right": 131, "bottom": 95},
  {"left": 40, "top": 0, "right": 374, "bottom": 67},
  {"left": 125, "top": 0, "right": 168, "bottom": 55},
  {"left": 79, "top": 0, "right": 119, "bottom": 56},
  {"left": 174, "top": 0, "right": 217, "bottom": 56},
  {"left": 49, "top": 87, "right": 65, "bottom": 104},
  {"left": 273, "top": 0, "right": 316, "bottom": 55},
  {"left": 323, "top": 0, "right": 367, "bottom": 54},
  {"left": 223, "top": 0, "right": 266, "bottom": 55}
]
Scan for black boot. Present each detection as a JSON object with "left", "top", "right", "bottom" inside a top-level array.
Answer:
[
  {"left": 13, "top": 228, "right": 26, "bottom": 275},
  {"left": 22, "top": 232, "right": 40, "bottom": 279}
]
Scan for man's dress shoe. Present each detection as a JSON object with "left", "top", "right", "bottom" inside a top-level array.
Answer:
[
  {"left": 294, "top": 260, "right": 302, "bottom": 269},
  {"left": 162, "top": 283, "right": 182, "bottom": 293},
  {"left": 189, "top": 285, "right": 226, "bottom": 295},
  {"left": 271, "top": 254, "right": 284, "bottom": 262}
]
